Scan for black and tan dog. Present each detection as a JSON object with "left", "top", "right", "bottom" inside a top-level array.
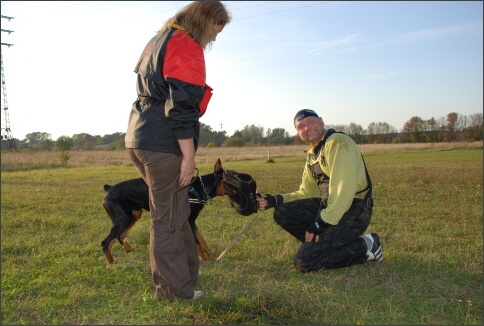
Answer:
[{"left": 101, "top": 158, "right": 234, "bottom": 264}]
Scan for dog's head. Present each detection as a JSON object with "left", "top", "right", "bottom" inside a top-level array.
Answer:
[
  {"left": 213, "top": 158, "right": 236, "bottom": 197},
  {"left": 223, "top": 169, "right": 258, "bottom": 216}
]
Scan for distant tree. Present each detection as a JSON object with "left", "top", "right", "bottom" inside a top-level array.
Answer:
[
  {"left": 466, "top": 112, "right": 483, "bottom": 141},
  {"left": 56, "top": 136, "right": 74, "bottom": 151},
  {"left": 266, "top": 128, "right": 290, "bottom": 145},
  {"left": 371, "top": 122, "right": 396, "bottom": 143},
  {"left": 199, "top": 123, "right": 226, "bottom": 147},
  {"left": 83, "top": 140, "right": 96, "bottom": 151},
  {"left": 401, "top": 116, "right": 426, "bottom": 142},
  {"left": 112, "top": 138, "right": 125, "bottom": 150},
  {"left": 16, "top": 110, "right": 483, "bottom": 150},
  {"left": 367, "top": 122, "right": 378, "bottom": 143},
  {"left": 222, "top": 137, "right": 244, "bottom": 147},
  {"left": 330, "top": 124, "right": 346, "bottom": 133},
  {"left": 422, "top": 117, "right": 437, "bottom": 142},
  {"left": 40, "top": 139, "right": 54, "bottom": 151},
  {"left": 347, "top": 122, "right": 363, "bottom": 139},
  {"left": 238, "top": 124, "right": 264, "bottom": 145},
  {"left": 94, "top": 135, "right": 104, "bottom": 145},
  {"left": 102, "top": 132, "right": 125, "bottom": 146},
  {"left": 72, "top": 133, "right": 95, "bottom": 150},
  {"left": 424, "top": 117, "right": 436, "bottom": 131},
  {"left": 1, "top": 137, "right": 21, "bottom": 151},
  {"left": 434, "top": 116, "right": 447, "bottom": 142},
  {"left": 23, "top": 132, "right": 52, "bottom": 150},
  {"left": 446, "top": 112, "right": 458, "bottom": 141}
]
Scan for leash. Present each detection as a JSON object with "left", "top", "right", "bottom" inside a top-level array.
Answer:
[{"left": 216, "top": 215, "right": 258, "bottom": 261}]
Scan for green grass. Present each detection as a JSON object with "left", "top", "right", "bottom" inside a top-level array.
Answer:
[{"left": 1, "top": 148, "right": 482, "bottom": 324}]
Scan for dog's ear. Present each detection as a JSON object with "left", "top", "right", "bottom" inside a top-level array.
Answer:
[
  {"left": 103, "top": 184, "right": 112, "bottom": 191},
  {"left": 214, "top": 158, "right": 223, "bottom": 174}
]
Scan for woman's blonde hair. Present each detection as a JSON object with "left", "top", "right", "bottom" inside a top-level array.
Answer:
[{"left": 160, "top": 1, "right": 232, "bottom": 49}]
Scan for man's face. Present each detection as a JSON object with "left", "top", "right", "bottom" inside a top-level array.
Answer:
[{"left": 296, "top": 116, "right": 324, "bottom": 143}]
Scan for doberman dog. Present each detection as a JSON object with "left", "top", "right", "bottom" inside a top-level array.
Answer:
[{"left": 101, "top": 158, "right": 234, "bottom": 264}]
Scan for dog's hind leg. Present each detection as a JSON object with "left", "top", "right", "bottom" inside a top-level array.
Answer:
[
  {"left": 194, "top": 229, "right": 215, "bottom": 261},
  {"left": 118, "top": 209, "right": 143, "bottom": 252},
  {"left": 102, "top": 226, "right": 122, "bottom": 264},
  {"left": 103, "top": 240, "right": 116, "bottom": 264}
]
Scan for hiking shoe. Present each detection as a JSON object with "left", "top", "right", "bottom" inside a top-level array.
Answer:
[
  {"left": 192, "top": 290, "right": 204, "bottom": 300},
  {"left": 363, "top": 233, "right": 383, "bottom": 262}
]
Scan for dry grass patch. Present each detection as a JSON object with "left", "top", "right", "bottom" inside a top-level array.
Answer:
[{"left": 1, "top": 141, "right": 481, "bottom": 172}]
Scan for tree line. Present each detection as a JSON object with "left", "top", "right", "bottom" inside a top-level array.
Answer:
[{"left": 2, "top": 111, "right": 482, "bottom": 151}]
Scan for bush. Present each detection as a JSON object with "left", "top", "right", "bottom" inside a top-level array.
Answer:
[
  {"left": 222, "top": 137, "right": 244, "bottom": 147},
  {"left": 59, "top": 151, "right": 70, "bottom": 166}
]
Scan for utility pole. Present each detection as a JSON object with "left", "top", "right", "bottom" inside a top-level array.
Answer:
[{"left": 1, "top": 14, "right": 17, "bottom": 151}]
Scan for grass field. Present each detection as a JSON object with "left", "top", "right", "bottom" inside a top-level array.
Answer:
[{"left": 1, "top": 144, "right": 483, "bottom": 324}]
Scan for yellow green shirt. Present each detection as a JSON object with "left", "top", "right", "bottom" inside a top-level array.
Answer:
[{"left": 281, "top": 133, "right": 369, "bottom": 225}]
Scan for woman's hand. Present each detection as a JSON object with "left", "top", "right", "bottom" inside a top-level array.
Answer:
[{"left": 178, "top": 138, "right": 196, "bottom": 187}]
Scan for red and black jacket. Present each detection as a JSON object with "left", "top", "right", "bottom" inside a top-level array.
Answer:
[{"left": 125, "top": 25, "right": 212, "bottom": 154}]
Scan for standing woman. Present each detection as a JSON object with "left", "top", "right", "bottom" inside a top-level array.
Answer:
[{"left": 125, "top": 1, "right": 231, "bottom": 301}]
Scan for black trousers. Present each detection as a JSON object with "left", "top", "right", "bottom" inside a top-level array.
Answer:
[{"left": 273, "top": 197, "right": 372, "bottom": 272}]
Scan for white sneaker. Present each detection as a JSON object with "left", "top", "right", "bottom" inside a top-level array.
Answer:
[
  {"left": 363, "top": 233, "right": 383, "bottom": 262},
  {"left": 192, "top": 290, "right": 204, "bottom": 300}
]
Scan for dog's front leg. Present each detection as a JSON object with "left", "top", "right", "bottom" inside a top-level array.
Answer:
[{"left": 194, "top": 229, "right": 215, "bottom": 261}]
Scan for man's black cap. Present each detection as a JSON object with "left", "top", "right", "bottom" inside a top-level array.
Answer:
[{"left": 294, "top": 109, "right": 319, "bottom": 127}]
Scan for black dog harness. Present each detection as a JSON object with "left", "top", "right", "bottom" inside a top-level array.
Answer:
[{"left": 188, "top": 176, "right": 212, "bottom": 205}]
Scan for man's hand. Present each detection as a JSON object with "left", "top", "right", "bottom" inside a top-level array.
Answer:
[
  {"left": 256, "top": 194, "right": 277, "bottom": 210},
  {"left": 305, "top": 217, "right": 325, "bottom": 242}
]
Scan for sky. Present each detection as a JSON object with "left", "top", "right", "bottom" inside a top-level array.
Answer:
[{"left": 1, "top": 1, "right": 482, "bottom": 140}]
